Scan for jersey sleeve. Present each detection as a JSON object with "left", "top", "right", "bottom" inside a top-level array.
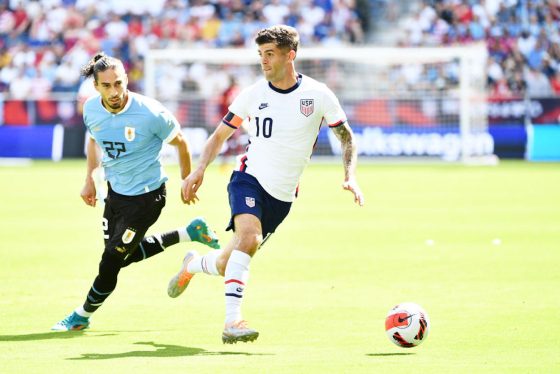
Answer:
[
  {"left": 83, "top": 113, "right": 91, "bottom": 135},
  {"left": 322, "top": 85, "right": 347, "bottom": 128},
  {"left": 224, "top": 85, "right": 252, "bottom": 127},
  {"left": 82, "top": 99, "right": 93, "bottom": 135},
  {"left": 155, "top": 108, "right": 181, "bottom": 143}
]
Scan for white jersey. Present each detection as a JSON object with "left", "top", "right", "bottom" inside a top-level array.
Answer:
[{"left": 225, "top": 74, "right": 347, "bottom": 202}]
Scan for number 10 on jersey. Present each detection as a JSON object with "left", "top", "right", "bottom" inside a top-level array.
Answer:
[{"left": 255, "top": 117, "right": 273, "bottom": 138}]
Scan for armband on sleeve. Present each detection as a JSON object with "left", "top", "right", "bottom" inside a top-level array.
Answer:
[{"left": 222, "top": 111, "right": 244, "bottom": 129}]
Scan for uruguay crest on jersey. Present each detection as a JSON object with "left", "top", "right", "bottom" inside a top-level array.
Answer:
[
  {"left": 300, "top": 99, "right": 314, "bottom": 117},
  {"left": 122, "top": 227, "right": 136, "bottom": 244},
  {"left": 124, "top": 126, "right": 135, "bottom": 141}
]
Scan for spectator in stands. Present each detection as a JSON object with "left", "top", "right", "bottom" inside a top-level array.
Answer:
[
  {"left": 525, "top": 66, "right": 553, "bottom": 97},
  {"left": 0, "top": 60, "right": 16, "bottom": 92},
  {"left": 218, "top": 75, "right": 244, "bottom": 170},
  {"left": 76, "top": 76, "right": 96, "bottom": 114},
  {"left": 0, "top": 3, "right": 15, "bottom": 42},
  {"left": 31, "top": 70, "right": 53, "bottom": 99},
  {"left": 201, "top": 13, "right": 221, "bottom": 45},
  {"left": 263, "top": 0, "right": 289, "bottom": 25},
  {"left": 550, "top": 70, "right": 560, "bottom": 94},
  {"left": 507, "top": 69, "right": 527, "bottom": 96},
  {"left": 490, "top": 77, "right": 513, "bottom": 98},
  {"left": 53, "top": 59, "right": 81, "bottom": 92},
  {"left": 487, "top": 56, "right": 504, "bottom": 85},
  {"left": 0, "top": 40, "right": 8, "bottom": 58},
  {"left": 9, "top": 67, "right": 33, "bottom": 99}
]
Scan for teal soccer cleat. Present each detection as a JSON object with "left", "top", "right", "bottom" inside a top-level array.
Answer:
[
  {"left": 187, "top": 217, "right": 220, "bottom": 249},
  {"left": 51, "top": 312, "right": 90, "bottom": 331}
]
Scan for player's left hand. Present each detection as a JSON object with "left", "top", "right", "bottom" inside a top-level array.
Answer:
[
  {"left": 180, "top": 189, "right": 199, "bottom": 205},
  {"left": 343, "top": 178, "right": 364, "bottom": 206},
  {"left": 181, "top": 168, "right": 204, "bottom": 205}
]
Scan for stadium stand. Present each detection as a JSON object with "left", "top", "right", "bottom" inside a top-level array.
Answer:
[
  {"left": 1, "top": 0, "right": 559, "bottom": 129},
  {"left": 0, "top": 0, "right": 370, "bottom": 99},
  {"left": 396, "top": 0, "right": 560, "bottom": 98}
]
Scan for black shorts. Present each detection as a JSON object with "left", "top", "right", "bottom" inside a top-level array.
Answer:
[
  {"left": 102, "top": 183, "right": 166, "bottom": 259},
  {"left": 226, "top": 171, "right": 291, "bottom": 239}
]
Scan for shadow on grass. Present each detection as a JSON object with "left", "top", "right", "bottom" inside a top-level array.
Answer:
[
  {"left": 366, "top": 353, "right": 416, "bottom": 357},
  {"left": 0, "top": 331, "right": 117, "bottom": 341},
  {"left": 68, "top": 341, "right": 273, "bottom": 360}
]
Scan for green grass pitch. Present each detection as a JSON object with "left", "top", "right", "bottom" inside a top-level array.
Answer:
[{"left": 0, "top": 159, "right": 559, "bottom": 373}]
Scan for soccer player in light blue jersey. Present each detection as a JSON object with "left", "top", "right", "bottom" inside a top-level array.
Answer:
[{"left": 52, "top": 52, "right": 221, "bottom": 331}]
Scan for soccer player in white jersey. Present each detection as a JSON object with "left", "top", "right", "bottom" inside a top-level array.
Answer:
[
  {"left": 167, "top": 25, "right": 364, "bottom": 344},
  {"left": 51, "top": 53, "right": 220, "bottom": 331}
]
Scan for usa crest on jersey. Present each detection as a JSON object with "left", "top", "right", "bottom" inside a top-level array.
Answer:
[
  {"left": 300, "top": 99, "right": 314, "bottom": 117},
  {"left": 245, "top": 196, "right": 255, "bottom": 208},
  {"left": 124, "top": 126, "right": 135, "bottom": 141}
]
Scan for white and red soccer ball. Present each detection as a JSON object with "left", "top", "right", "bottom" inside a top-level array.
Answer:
[{"left": 385, "top": 302, "right": 430, "bottom": 348}]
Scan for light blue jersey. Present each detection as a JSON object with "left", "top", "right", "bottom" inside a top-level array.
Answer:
[{"left": 83, "top": 91, "right": 180, "bottom": 196}]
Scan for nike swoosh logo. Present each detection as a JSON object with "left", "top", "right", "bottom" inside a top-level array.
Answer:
[
  {"left": 259, "top": 104, "right": 268, "bottom": 110},
  {"left": 398, "top": 314, "right": 415, "bottom": 323}
]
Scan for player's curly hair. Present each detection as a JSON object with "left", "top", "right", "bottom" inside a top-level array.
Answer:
[
  {"left": 80, "top": 52, "right": 124, "bottom": 81},
  {"left": 255, "top": 25, "right": 299, "bottom": 53}
]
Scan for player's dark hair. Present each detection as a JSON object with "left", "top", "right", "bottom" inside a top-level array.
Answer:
[
  {"left": 80, "top": 52, "right": 124, "bottom": 81},
  {"left": 255, "top": 25, "right": 299, "bottom": 53}
]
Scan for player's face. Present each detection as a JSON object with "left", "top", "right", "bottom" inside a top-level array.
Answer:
[
  {"left": 95, "top": 67, "right": 129, "bottom": 113},
  {"left": 258, "top": 43, "right": 293, "bottom": 83}
]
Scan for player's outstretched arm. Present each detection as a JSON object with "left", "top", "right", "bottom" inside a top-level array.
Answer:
[
  {"left": 168, "top": 131, "right": 192, "bottom": 204},
  {"left": 331, "top": 122, "right": 365, "bottom": 206},
  {"left": 81, "top": 137, "right": 101, "bottom": 207},
  {"left": 181, "top": 123, "right": 236, "bottom": 204}
]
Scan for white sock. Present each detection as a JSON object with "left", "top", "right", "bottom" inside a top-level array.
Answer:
[
  {"left": 224, "top": 250, "right": 251, "bottom": 325},
  {"left": 177, "top": 228, "right": 191, "bottom": 242},
  {"left": 75, "top": 306, "right": 93, "bottom": 318},
  {"left": 187, "top": 250, "right": 222, "bottom": 276}
]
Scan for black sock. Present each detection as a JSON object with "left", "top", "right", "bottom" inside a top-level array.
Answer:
[
  {"left": 83, "top": 252, "right": 122, "bottom": 313},
  {"left": 160, "top": 231, "right": 180, "bottom": 247},
  {"left": 122, "top": 231, "right": 180, "bottom": 267}
]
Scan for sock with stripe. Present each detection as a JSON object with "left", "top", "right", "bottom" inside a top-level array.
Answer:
[
  {"left": 83, "top": 251, "right": 122, "bottom": 313},
  {"left": 83, "top": 284, "right": 113, "bottom": 313},
  {"left": 224, "top": 249, "right": 251, "bottom": 325},
  {"left": 187, "top": 250, "right": 222, "bottom": 276},
  {"left": 122, "top": 231, "right": 183, "bottom": 267}
]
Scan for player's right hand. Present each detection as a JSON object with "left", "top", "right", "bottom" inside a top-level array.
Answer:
[
  {"left": 80, "top": 180, "right": 97, "bottom": 207},
  {"left": 181, "top": 168, "right": 204, "bottom": 205},
  {"left": 343, "top": 177, "right": 365, "bottom": 207}
]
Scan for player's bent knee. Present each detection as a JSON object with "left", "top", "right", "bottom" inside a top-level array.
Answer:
[{"left": 237, "top": 233, "right": 262, "bottom": 256}]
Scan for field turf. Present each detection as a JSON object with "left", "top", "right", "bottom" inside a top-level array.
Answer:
[{"left": 0, "top": 160, "right": 558, "bottom": 373}]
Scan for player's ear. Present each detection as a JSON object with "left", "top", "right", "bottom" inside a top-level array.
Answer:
[{"left": 288, "top": 49, "right": 296, "bottom": 62}]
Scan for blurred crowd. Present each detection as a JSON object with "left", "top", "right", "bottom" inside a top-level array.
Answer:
[
  {"left": 399, "top": 0, "right": 560, "bottom": 98},
  {"left": 0, "top": 0, "right": 369, "bottom": 99},
  {"left": 2, "top": 0, "right": 559, "bottom": 101}
]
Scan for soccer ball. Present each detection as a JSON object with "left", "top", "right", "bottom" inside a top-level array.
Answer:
[{"left": 385, "top": 302, "right": 430, "bottom": 348}]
